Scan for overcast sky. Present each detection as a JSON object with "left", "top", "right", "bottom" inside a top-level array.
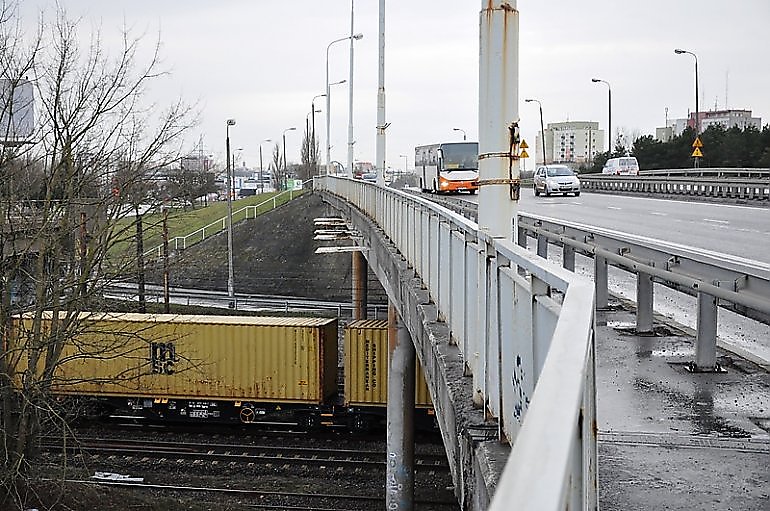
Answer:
[{"left": 19, "top": 0, "right": 770, "bottom": 171}]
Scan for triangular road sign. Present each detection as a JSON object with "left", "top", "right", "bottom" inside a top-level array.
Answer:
[
  {"left": 691, "top": 147, "right": 703, "bottom": 158},
  {"left": 520, "top": 149, "right": 529, "bottom": 159},
  {"left": 520, "top": 140, "right": 529, "bottom": 149},
  {"left": 692, "top": 137, "right": 703, "bottom": 148}
]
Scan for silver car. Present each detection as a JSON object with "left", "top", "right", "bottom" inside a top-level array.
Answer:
[{"left": 533, "top": 165, "right": 581, "bottom": 197}]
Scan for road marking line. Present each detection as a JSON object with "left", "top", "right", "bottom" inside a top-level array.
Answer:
[
  {"left": 607, "top": 206, "right": 622, "bottom": 210},
  {"left": 650, "top": 212, "right": 666, "bottom": 216},
  {"left": 703, "top": 218, "right": 729, "bottom": 225}
]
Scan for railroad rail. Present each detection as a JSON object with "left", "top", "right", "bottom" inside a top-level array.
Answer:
[
  {"left": 60, "top": 479, "right": 458, "bottom": 510},
  {"left": 41, "top": 437, "right": 450, "bottom": 471}
]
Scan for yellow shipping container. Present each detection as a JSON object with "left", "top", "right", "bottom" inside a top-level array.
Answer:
[
  {"left": 10, "top": 312, "right": 338, "bottom": 405},
  {"left": 344, "top": 319, "right": 432, "bottom": 408}
]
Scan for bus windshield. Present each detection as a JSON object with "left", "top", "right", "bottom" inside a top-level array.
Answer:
[{"left": 441, "top": 143, "right": 478, "bottom": 171}]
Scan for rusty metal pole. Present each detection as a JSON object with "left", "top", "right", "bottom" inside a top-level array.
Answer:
[
  {"left": 386, "top": 303, "right": 415, "bottom": 510},
  {"left": 163, "top": 208, "right": 170, "bottom": 314},
  {"left": 351, "top": 250, "right": 368, "bottom": 320},
  {"left": 478, "top": 0, "right": 519, "bottom": 240}
]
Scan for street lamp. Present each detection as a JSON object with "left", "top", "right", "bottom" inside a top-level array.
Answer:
[
  {"left": 674, "top": 48, "right": 699, "bottom": 134},
  {"left": 326, "top": 32, "right": 363, "bottom": 175},
  {"left": 452, "top": 128, "right": 467, "bottom": 141},
  {"left": 311, "top": 93, "right": 326, "bottom": 176},
  {"left": 259, "top": 138, "right": 271, "bottom": 194},
  {"left": 399, "top": 154, "right": 408, "bottom": 178},
  {"left": 225, "top": 118, "right": 236, "bottom": 307},
  {"left": 325, "top": 79, "right": 346, "bottom": 174},
  {"left": 282, "top": 127, "right": 296, "bottom": 190},
  {"left": 591, "top": 78, "right": 611, "bottom": 152},
  {"left": 524, "top": 99, "right": 547, "bottom": 167}
]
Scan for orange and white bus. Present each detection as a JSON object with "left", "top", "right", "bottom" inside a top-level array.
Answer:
[{"left": 416, "top": 142, "right": 479, "bottom": 194}]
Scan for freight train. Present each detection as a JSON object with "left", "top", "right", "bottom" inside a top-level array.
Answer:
[{"left": 7, "top": 313, "right": 434, "bottom": 430}]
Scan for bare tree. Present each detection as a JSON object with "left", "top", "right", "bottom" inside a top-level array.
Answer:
[
  {"left": 299, "top": 123, "right": 320, "bottom": 180},
  {"left": 0, "top": 3, "right": 197, "bottom": 503},
  {"left": 271, "top": 141, "right": 286, "bottom": 191}
]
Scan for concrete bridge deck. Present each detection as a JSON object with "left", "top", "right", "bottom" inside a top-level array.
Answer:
[{"left": 595, "top": 302, "right": 769, "bottom": 510}]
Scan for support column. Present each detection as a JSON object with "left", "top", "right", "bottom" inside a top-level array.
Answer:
[
  {"left": 594, "top": 255, "right": 608, "bottom": 309},
  {"left": 636, "top": 272, "right": 654, "bottom": 334},
  {"left": 386, "top": 303, "right": 415, "bottom": 510},
  {"left": 695, "top": 287, "right": 718, "bottom": 371},
  {"left": 352, "top": 251, "right": 368, "bottom": 320}
]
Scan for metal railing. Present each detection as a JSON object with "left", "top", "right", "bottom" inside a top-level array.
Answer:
[
  {"left": 315, "top": 175, "right": 597, "bottom": 510},
  {"left": 579, "top": 173, "right": 770, "bottom": 202},
  {"left": 517, "top": 214, "right": 770, "bottom": 370},
  {"left": 143, "top": 187, "right": 306, "bottom": 259},
  {"left": 639, "top": 167, "right": 770, "bottom": 178}
]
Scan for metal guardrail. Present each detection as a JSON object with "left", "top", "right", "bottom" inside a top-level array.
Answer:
[
  {"left": 424, "top": 190, "right": 770, "bottom": 369},
  {"left": 639, "top": 167, "right": 770, "bottom": 178},
  {"left": 579, "top": 173, "right": 770, "bottom": 202},
  {"left": 516, "top": 214, "right": 770, "bottom": 371},
  {"left": 104, "top": 283, "right": 387, "bottom": 318},
  {"left": 143, "top": 186, "right": 307, "bottom": 258},
  {"left": 315, "top": 176, "right": 597, "bottom": 510}
]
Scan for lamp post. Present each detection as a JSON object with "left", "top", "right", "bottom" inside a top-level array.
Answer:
[
  {"left": 225, "top": 118, "right": 236, "bottom": 308},
  {"left": 325, "top": 79, "right": 346, "bottom": 174},
  {"left": 399, "top": 154, "right": 408, "bottom": 179},
  {"left": 311, "top": 93, "right": 325, "bottom": 176},
  {"left": 259, "top": 138, "right": 271, "bottom": 194},
  {"left": 674, "top": 48, "right": 699, "bottom": 134},
  {"left": 452, "top": 127, "right": 467, "bottom": 141},
  {"left": 347, "top": 5, "right": 363, "bottom": 176},
  {"left": 525, "top": 99, "right": 547, "bottom": 167},
  {"left": 282, "top": 127, "right": 296, "bottom": 190},
  {"left": 326, "top": 33, "right": 362, "bottom": 175},
  {"left": 591, "top": 78, "right": 611, "bottom": 152}
]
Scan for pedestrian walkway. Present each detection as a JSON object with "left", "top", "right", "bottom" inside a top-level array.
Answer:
[{"left": 596, "top": 303, "right": 770, "bottom": 510}]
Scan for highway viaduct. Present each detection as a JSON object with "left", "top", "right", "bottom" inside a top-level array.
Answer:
[{"left": 314, "top": 176, "right": 770, "bottom": 510}]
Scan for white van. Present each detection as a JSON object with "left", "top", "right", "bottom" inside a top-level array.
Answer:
[{"left": 602, "top": 157, "right": 639, "bottom": 175}]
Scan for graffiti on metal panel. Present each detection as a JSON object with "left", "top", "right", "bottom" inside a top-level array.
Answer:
[
  {"left": 364, "top": 337, "right": 378, "bottom": 391},
  {"left": 150, "top": 342, "right": 178, "bottom": 375},
  {"left": 511, "top": 355, "right": 530, "bottom": 422}
]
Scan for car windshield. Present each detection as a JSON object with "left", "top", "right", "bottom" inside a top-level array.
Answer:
[{"left": 546, "top": 167, "right": 574, "bottom": 177}]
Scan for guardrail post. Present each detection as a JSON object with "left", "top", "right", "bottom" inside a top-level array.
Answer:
[
  {"left": 636, "top": 272, "right": 654, "bottom": 333},
  {"left": 536, "top": 234, "right": 548, "bottom": 259},
  {"left": 562, "top": 244, "right": 575, "bottom": 272},
  {"left": 694, "top": 284, "right": 719, "bottom": 371},
  {"left": 594, "top": 255, "right": 609, "bottom": 309}
]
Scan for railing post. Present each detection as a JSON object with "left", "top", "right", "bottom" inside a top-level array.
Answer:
[
  {"left": 636, "top": 271, "right": 654, "bottom": 333},
  {"left": 536, "top": 233, "right": 548, "bottom": 259},
  {"left": 694, "top": 284, "right": 719, "bottom": 371},
  {"left": 562, "top": 244, "right": 575, "bottom": 272},
  {"left": 594, "top": 255, "right": 608, "bottom": 309}
]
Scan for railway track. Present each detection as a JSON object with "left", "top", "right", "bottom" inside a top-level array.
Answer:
[
  {"left": 42, "top": 436, "right": 450, "bottom": 472},
  {"left": 61, "top": 478, "right": 458, "bottom": 510}
]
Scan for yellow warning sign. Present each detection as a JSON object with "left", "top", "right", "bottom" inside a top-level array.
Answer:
[
  {"left": 520, "top": 140, "right": 529, "bottom": 149},
  {"left": 691, "top": 147, "right": 703, "bottom": 158},
  {"left": 520, "top": 149, "right": 529, "bottom": 159},
  {"left": 692, "top": 137, "right": 703, "bottom": 148}
]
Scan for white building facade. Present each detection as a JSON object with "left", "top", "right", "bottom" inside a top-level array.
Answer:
[{"left": 533, "top": 121, "right": 604, "bottom": 165}]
